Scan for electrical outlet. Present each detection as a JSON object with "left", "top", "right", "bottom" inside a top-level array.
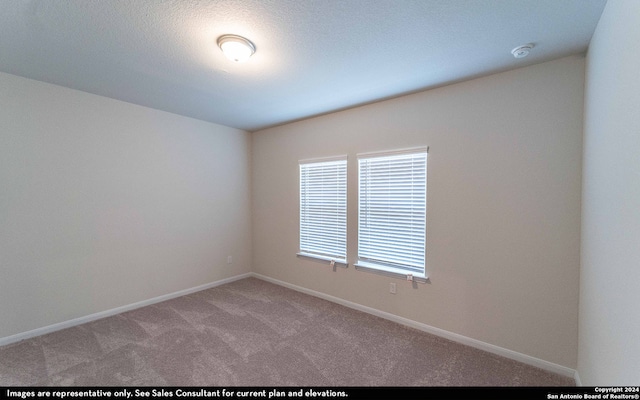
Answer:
[
  {"left": 389, "top": 282, "right": 396, "bottom": 294},
  {"left": 227, "top": 256, "right": 232, "bottom": 264}
]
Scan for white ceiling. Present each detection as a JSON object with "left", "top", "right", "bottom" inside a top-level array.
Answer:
[{"left": 0, "top": 0, "right": 607, "bottom": 132}]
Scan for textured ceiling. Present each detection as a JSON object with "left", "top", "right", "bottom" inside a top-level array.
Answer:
[{"left": 0, "top": 0, "right": 607, "bottom": 132}]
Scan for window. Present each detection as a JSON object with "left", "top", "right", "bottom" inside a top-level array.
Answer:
[
  {"left": 298, "top": 157, "right": 347, "bottom": 264},
  {"left": 357, "top": 149, "right": 427, "bottom": 280}
]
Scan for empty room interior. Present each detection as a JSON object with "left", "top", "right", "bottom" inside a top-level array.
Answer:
[{"left": 1, "top": 0, "right": 638, "bottom": 387}]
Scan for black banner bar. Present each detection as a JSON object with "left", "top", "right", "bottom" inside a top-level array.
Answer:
[{"left": 1, "top": 386, "right": 638, "bottom": 400}]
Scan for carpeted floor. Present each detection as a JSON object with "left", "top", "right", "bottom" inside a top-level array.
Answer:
[{"left": 0, "top": 277, "right": 574, "bottom": 386}]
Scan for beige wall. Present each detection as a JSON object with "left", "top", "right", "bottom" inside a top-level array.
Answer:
[
  {"left": 0, "top": 72, "right": 252, "bottom": 339},
  {"left": 252, "top": 56, "right": 584, "bottom": 368},
  {"left": 579, "top": 0, "right": 640, "bottom": 385},
  {"left": 0, "top": 51, "right": 590, "bottom": 373}
]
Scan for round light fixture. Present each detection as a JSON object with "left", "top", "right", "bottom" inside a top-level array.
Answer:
[
  {"left": 511, "top": 44, "right": 534, "bottom": 59},
  {"left": 217, "top": 34, "right": 256, "bottom": 63}
]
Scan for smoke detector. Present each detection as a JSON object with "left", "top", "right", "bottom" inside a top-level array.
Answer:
[{"left": 511, "top": 44, "right": 534, "bottom": 59}]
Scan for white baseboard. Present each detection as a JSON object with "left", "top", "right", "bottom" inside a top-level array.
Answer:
[
  {"left": 1, "top": 271, "right": 577, "bottom": 384},
  {"left": 252, "top": 272, "right": 577, "bottom": 381},
  {"left": 0, "top": 273, "right": 252, "bottom": 347}
]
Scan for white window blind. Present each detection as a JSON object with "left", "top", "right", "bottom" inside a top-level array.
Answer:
[
  {"left": 299, "top": 158, "right": 347, "bottom": 262},
  {"left": 358, "top": 150, "right": 427, "bottom": 277}
]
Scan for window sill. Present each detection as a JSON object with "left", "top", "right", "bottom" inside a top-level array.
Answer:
[
  {"left": 354, "top": 261, "right": 428, "bottom": 283},
  {"left": 296, "top": 252, "right": 348, "bottom": 268}
]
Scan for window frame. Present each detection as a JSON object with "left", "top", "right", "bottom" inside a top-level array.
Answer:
[
  {"left": 297, "top": 156, "right": 348, "bottom": 267},
  {"left": 355, "top": 148, "right": 428, "bottom": 282}
]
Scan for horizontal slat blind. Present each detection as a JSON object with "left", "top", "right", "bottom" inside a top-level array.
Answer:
[
  {"left": 358, "top": 151, "right": 427, "bottom": 275},
  {"left": 299, "top": 159, "right": 347, "bottom": 260}
]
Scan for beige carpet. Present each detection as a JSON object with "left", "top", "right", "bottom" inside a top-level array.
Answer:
[{"left": 0, "top": 277, "right": 574, "bottom": 386}]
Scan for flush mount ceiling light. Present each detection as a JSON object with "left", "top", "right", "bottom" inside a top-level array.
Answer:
[
  {"left": 511, "top": 43, "right": 534, "bottom": 59},
  {"left": 217, "top": 34, "right": 256, "bottom": 63}
]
